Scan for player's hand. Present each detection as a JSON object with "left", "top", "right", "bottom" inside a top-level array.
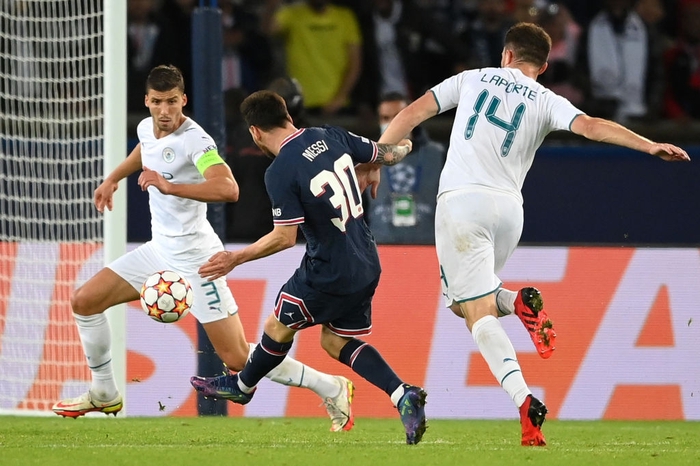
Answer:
[
  {"left": 93, "top": 179, "right": 118, "bottom": 213},
  {"left": 650, "top": 143, "right": 691, "bottom": 162},
  {"left": 398, "top": 138, "right": 413, "bottom": 153},
  {"left": 355, "top": 163, "right": 381, "bottom": 199},
  {"left": 199, "top": 251, "right": 238, "bottom": 281},
  {"left": 138, "top": 166, "right": 171, "bottom": 193}
]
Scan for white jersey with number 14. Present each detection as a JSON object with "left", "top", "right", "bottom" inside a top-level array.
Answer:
[{"left": 431, "top": 67, "right": 583, "bottom": 204}]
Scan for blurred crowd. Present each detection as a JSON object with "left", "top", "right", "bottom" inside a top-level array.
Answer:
[
  {"left": 125, "top": 0, "right": 700, "bottom": 242},
  {"left": 127, "top": 0, "right": 700, "bottom": 124}
]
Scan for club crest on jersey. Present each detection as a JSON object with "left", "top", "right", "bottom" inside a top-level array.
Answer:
[{"left": 162, "top": 147, "right": 176, "bottom": 163}]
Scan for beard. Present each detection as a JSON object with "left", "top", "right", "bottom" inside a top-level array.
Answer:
[{"left": 253, "top": 136, "right": 275, "bottom": 159}]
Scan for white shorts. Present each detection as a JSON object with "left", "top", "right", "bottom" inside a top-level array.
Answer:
[
  {"left": 435, "top": 187, "right": 523, "bottom": 306},
  {"left": 108, "top": 241, "right": 238, "bottom": 324}
]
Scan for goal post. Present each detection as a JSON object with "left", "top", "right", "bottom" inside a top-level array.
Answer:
[
  {"left": 104, "top": 0, "right": 128, "bottom": 416},
  {"left": 0, "top": 0, "right": 127, "bottom": 416}
]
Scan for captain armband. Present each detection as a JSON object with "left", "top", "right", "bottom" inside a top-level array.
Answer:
[{"left": 195, "top": 147, "right": 225, "bottom": 175}]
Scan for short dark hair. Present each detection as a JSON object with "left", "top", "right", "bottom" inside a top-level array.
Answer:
[
  {"left": 240, "top": 90, "right": 289, "bottom": 130},
  {"left": 504, "top": 23, "right": 551, "bottom": 68},
  {"left": 379, "top": 91, "right": 409, "bottom": 105},
  {"left": 146, "top": 65, "right": 185, "bottom": 93}
]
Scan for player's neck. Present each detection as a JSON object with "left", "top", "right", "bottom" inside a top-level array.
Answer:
[
  {"left": 269, "top": 124, "right": 299, "bottom": 156},
  {"left": 505, "top": 63, "right": 540, "bottom": 81}
]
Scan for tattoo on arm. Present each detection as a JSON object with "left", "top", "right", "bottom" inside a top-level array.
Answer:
[{"left": 375, "top": 143, "right": 411, "bottom": 166}]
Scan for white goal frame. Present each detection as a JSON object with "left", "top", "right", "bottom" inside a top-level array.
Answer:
[
  {"left": 0, "top": 1, "right": 127, "bottom": 417},
  {"left": 103, "top": 0, "right": 127, "bottom": 417}
]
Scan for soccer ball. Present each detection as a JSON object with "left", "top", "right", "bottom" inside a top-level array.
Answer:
[{"left": 140, "top": 270, "right": 193, "bottom": 323}]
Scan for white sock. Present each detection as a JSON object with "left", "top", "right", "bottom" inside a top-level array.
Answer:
[
  {"left": 74, "top": 313, "right": 118, "bottom": 400},
  {"left": 471, "top": 315, "right": 530, "bottom": 407},
  {"left": 247, "top": 343, "right": 342, "bottom": 399},
  {"left": 496, "top": 288, "right": 517, "bottom": 316},
  {"left": 390, "top": 385, "right": 406, "bottom": 407}
]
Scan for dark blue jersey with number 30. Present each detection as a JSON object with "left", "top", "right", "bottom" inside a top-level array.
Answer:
[{"left": 265, "top": 125, "right": 380, "bottom": 295}]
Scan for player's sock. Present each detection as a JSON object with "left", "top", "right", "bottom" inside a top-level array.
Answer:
[
  {"left": 472, "top": 315, "right": 530, "bottom": 407},
  {"left": 496, "top": 288, "right": 517, "bottom": 317},
  {"left": 74, "top": 313, "right": 118, "bottom": 400},
  {"left": 252, "top": 343, "right": 341, "bottom": 399},
  {"left": 389, "top": 385, "right": 406, "bottom": 407},
  {"left": 238, "top": 333, "right": 293, "bottom": 394},
  {"left": 338, "top": 338, "right": 402, "bottom": 397}
]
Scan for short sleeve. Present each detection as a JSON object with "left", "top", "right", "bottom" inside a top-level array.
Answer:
[
  {"left": 265, "top": 163, "right": 305, "bottom": 226},
  {"left": 326, "top": 126, "right": 377, "bottom": 164},
  {"left": 186, "top": 129, "right": 222, "bottom": 175},
  {"left": 544, "top": 91, "right": 585, "bottom": 132},
  {"left": 430, "top": 71, "right": 469, "bottom": 114}
]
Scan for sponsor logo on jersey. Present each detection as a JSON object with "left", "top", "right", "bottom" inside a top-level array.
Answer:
[{"left": 162, "top": 147, "right": 176, "bottom": 163}]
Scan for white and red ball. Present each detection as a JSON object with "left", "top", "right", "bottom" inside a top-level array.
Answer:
[{"left": 140, "top": 270, "right": 193, "bottom": 323}]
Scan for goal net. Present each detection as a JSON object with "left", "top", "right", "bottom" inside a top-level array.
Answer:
[{"left": 0, "top": 0, "right": 108, "bottom": 415}]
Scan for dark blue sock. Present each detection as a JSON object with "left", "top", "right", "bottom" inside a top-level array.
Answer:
[
  {"left": 338, "top": 338, "right": 403, "bottom": 396},
  {"left": 239, "top": 333, "right": 293, "bottom": 388}
]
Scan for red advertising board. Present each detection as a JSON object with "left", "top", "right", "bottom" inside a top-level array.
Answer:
[{"left": 1, "top": 244, "right": 698, "bottom": 420}]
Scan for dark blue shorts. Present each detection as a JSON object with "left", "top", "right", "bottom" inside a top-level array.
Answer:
[{"left": 273, "top": 275, "right": 380, "bottom": 337}]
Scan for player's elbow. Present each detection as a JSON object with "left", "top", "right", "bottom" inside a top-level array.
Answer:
[
  {"left": 280, "top": 233, "right": 296, "bottom": 249},
  {"left": 571, "top": 115, "right": 606, "bottom": 142},
  {"left": 273, "top": 226, "right": 297, "bottom": 249},
  {"left": 222, "top": 179, "right": 239, "bottom": 203}
]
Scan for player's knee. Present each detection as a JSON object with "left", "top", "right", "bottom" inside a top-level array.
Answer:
[
  {"left": 449, "top": 304, "right": 464, "bottom": 318},
  {"left": 320, "top": 331, "right": 347, "bottom": 360},
  {"left": 70, "top": 286, "right": 94, "bottom": 316}
]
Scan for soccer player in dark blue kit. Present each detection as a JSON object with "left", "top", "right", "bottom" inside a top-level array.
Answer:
[{"left": 191, "top": 90, "right": 427, "bottom": 445}]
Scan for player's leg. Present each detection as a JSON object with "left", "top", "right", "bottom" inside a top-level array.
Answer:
[
  {"left": 201, "top": 311, "right": 352, "bottom": 429},
  {"left": 52, "top": 267, "right": 138, "bottom": 417},
  {"left": 53, "top": 242, "right": 167, "bottom": 417},
  {"left": 490, "top": 198, "right": 556, "bottom": 357},
  {"left": 188, "top": 270, "right": 349, "bottom": 409},
  {"left": 321, "top": 282, "right": 427, "bottom": 445},
  {"left": 191, "top": 313, "right": 297, "bottom": 404},
  {"left": 437, "top": 189, "right": 546, "bottom": 446}
]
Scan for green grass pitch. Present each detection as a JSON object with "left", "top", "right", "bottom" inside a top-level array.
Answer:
[{"left": 1, "top": 416, "right": 699, "bottom": 466}]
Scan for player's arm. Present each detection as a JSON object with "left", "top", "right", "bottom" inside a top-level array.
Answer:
[
  {"left": 570, "top": 114, "right": 690, "bottom": 162},
  {"left": 354, "top": 139, "right": 413, "bottom": 199},
  {"left": 94, "top": 143, "right": 142, "bottom": 212},
  {"left": 138, "top": 148, "right": 240, "bottom": 202},
  {"left": 199, "top": 225, "right": 298, "bottom": 281},
  {"left": 155, "top": 163, "right": 240, "bottom": 202},
  {"left": 356, "top": 91, "right": 438, "bottom": 198},
  {"left": 378, "top": 92, "right": 440, "bottom": 145},
  {"left": 374, "top": 139, "right": 413, "bottom": 166}
]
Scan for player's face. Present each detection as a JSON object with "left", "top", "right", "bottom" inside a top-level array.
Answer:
[{"left": 145, "top": 88, "right": 187, "bottom": 134}]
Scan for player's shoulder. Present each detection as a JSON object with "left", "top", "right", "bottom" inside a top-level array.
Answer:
[
  {"left": 137, "top": 117, "right": 153, "bottom": 140},
  {"left": 176, "top": 118, "right": 215, "bottom": 145}
]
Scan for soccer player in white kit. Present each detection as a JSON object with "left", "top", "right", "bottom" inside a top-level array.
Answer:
[
  {"left": 52, "top": 65, "right": 356, "bottom": 432},
  {"left": 368, "top": 23, "right": 690, "bottom": 445}
]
